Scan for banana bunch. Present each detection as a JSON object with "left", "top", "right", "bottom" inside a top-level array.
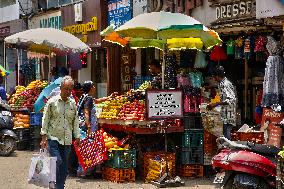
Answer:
[
  {"left": 278, "top": 147, "right": 284, "bottom": 158},
  {"left": 138, "top": 81, "right": 151, "bottom": 91}
]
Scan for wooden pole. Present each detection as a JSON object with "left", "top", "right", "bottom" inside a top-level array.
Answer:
[
  {"left": 17, "top": 49, "right": 20, "bottom": 86},
  {"left": 244, "top": 59, "right": 248, "bottom": 119},
  {"left": 3, "top": 42, "right": 7, "bottom": 89}
]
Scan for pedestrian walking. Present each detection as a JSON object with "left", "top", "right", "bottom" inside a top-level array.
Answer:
[
  {"left": 207, "top": 66, "right": 237, "bottom": 140},
  {"left": 40, "top": 76, "right": 80, "bottom": 189}
]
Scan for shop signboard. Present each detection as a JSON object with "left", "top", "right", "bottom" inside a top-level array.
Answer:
[
  {"left": 146, "top": 90, "right": 183, "bottom": 119},
  {"left": 256, "top": 0, "right": 284, "bottom": 18},
  {"left": 107, "top": 0, "right": 132, "bottom": 28},
  {"left": 28, "top": 11, "right": 62, "bottom": 29},
  {"left": 0, "top": 26, "right": 10, "bottom": 37},
  {"left": 260, "top": 108, "right": 283, "bottom": 148},
  {"left": 133, "top": 0, "right": 148, "bottom": 16},
  {"left": 210, "top": 0, "right": 256, "bottom": 25}
]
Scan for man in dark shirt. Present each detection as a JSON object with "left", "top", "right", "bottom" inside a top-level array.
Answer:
[
  {"left": 0, "top": 76, "right": 7, "bottom": 101},
  {"left": 149, "top": 59, "right": 162, "bottom": 89}
]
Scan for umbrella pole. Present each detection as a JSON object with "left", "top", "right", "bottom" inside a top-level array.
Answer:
[
  {"left": 3, "top": 42, "right": 7, "bottom": 89},
  {"left": 244, "top": 59, "right": 248, "bottom": 119},
  {"left": 17, "top": 49, "right": 20, "bottom": 86},
  {"left": 162, "top": 45, "right": 167, "bottom": 89},
  {"left": 48, "top": 50, "right": 51, "bottom": 82}
]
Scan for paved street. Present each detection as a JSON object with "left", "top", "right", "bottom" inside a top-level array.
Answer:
[{"left": 0, "top": 151, "right": 217, "bottom": 189}]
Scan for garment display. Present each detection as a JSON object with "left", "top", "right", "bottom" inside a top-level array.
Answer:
[
  {"left": 194, "top": 51, "right": 207, "bottom": 68},
  {"left": 226, "top": 39, "right": 235, "bottom": 55},
  {"left": 235, "top": 37, "right": 244, "bottom": 59},
  {"left": 189, "top": 72, "right": 203, "bottom": 88},
  {"left": 254, "top": 35, "right": 268, "bottom": 62},
  {"left": 262, "top": 36, "right": 284, "bottom": 107}
]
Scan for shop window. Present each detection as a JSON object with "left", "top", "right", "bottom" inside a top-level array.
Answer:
[{"left": 59, "top": 0, "right": 72, "bottom": 6}]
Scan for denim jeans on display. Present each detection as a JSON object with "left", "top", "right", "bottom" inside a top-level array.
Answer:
[{"left": 48, "top": 140, "right": 71, "bottom": 189}]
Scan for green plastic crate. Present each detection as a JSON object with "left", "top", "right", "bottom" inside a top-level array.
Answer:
[
  {"left": 182, "top": 130, "right": 203, "bottom": 148},
  {"left": 106, "top": 149, "right": 136, "bottom": 169}
]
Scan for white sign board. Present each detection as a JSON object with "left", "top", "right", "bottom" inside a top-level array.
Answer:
[
  {"left": 28, "top": 11, "right": 62, "bottom": 29},
  {"left": 133, "top": 0, "right": 148, "bottom": 17},
  {"left": 147, "top": 90, "right": 183, "bottom": 119},
  {"left": 256, "top": 0, "right": 284, "bottom": 18},
  {"left": 74, "top": 2, "right": 83, "bottom": 22}
]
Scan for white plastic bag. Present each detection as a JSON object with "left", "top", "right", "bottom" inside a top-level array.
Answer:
[{"left": 28, "top": 149, "right": 57, "bottom": 188}]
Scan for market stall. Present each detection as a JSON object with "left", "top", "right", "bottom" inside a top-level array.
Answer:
[
  {"left": 4, "top": 28, "right": 90, "bottom": 151},
  {"left": 98, "top": 11, "right": 222, "bottom": 184}
]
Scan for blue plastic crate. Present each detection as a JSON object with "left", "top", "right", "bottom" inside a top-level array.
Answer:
[
  {"left": 30, "top": 112, "right": 43, "bottom": 126},
  {"left": 179, "top": 148, "right": 204, "bottom": 165}
]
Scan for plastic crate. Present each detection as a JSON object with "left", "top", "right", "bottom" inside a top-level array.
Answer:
[
  {"left": 179, "top": 148, "right": 204, "bottom": 164},
  {"left": 204, "top": 165, "right": 216, "bottom": 178},
  {"left": 102, "top": 167, "right": 135, "bottom": 183},
  {"left": 178, "top": 165, "right": 203, "bottom": 177},
  {"left": 14, "top": 128, "right": 30, "bottom": 141},
  {"left": 29, "top": 138, "right": 41, "bottom": 151},
  {"left": 183, "top": 114, "right": 203, "bottom": 129},
  {"left": 30, "top": 126, "right": 41, "bottom": 139},
  {"left": 106, "top": 149, "right": 136, "bottom": 169},
  {"left": 231, "top": 132, "right": 264, "bottom": 144},
  {"left": 16, "top": 140, "right": 30, "bottom": 151},
  {"left": 30, "top": 112, "right": 43, "bottom": 126},
  {"left": 182, "top": 130, "right": 203, "bottom": 148}
]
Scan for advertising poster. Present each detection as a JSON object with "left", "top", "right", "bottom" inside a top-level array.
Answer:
[
  {"left": 260, "top": 108, "right": 283, "bottom": 148},
  {"left": 108, "top": 0, "right": 132, "bottom": 28}
]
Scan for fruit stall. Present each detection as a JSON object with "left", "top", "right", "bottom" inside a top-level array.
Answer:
[{"left": 8, "top": 80, "right": 48, "bottom": 151}]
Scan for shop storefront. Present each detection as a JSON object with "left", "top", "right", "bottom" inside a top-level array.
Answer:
[
  {"left": 61, "top": 0, "right": 108, "bottom": 97},
  {"left": 0, "top": 19, "right": 26, "bottom": 93}
]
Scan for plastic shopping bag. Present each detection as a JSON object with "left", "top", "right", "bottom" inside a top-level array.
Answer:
[{"left": 28, "top": 149, "right": 57, "bottom": 188}]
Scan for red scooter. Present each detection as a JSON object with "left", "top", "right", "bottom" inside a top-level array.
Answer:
[{"left": 212, "top": 137, "right": 281, "bottom": 189}]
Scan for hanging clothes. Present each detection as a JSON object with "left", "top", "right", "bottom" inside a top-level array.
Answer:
[
  {"left": 226, "top": 39, "right": 235, "bottom": 56},
  {"left": 235, "top": 37, "right": 244, "bottom": 59},
  {"left": 262, "top": 36, "right": 284, "bottom": 107},
  {"left": 194, "top": 51, "right": 207, "bottom": 68},
  {"left": 254, "top": 35, "right": 268, "bottom": 62}
]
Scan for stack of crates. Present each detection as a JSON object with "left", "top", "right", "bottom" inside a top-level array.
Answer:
[
  {"left": 179, "top": 113, "right": 204, "bottom": 177},
  {"left": 29, "top": 112, "right": 43, "bottom": 151},
  {"left": 14, "top": 128, "right": 31, "bottom": 150},
  {"left": 203, "top": 130, "right": 218, "bottom": 177},
  {"left": 102, "top": 149, "right": 136, "bottom": 183}
]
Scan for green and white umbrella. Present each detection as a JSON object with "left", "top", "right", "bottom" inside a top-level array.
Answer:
[
  {"left": 101, "top": 11, "right": 221, "bottom": 50},
  {"left": 101, "top": 11, "right": 221, "bottom": 88}
]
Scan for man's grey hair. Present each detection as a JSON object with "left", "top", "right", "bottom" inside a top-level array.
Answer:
[{"left": 60, "top": 76, "right": 74, "bottom": 86}]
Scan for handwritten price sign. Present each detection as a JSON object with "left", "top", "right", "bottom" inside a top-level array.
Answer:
[{"left": 146, "top": 90, "right": 183, "bottom": 119}]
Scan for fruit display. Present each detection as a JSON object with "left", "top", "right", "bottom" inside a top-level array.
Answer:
[
  {"left": 118, "top": 100, "right": 146, "bottom": 121},
  {"left": 9, "top": 80, "right": 48, "bottom": 110},
  {"left": 13, "top": 113, "right": 30, "bottom": 128},
  {"left": 103, "top": 131, "right": 129, "bottom": 151},
  {"left": 97, "top": 96, "right": 128, "bottom": 119}
]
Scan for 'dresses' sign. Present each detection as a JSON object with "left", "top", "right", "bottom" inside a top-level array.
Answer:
[
  {"left": 147, "top": 90, "right": 183, "bottom": 119},
  {"left": 211, "top": 0, "right": 256, "bottom": 24}
]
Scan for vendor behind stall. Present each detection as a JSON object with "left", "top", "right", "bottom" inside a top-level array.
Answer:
[
  {"left": 207, "top": 66, "right": 237, "bottom": 140},
  {"left": 149, "top": 59, "right": 162, "bottom": 89}
]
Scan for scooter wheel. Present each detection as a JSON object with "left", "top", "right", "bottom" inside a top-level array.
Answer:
[{"left": 0, "top": 136, "right": 16, "bottom": 156}]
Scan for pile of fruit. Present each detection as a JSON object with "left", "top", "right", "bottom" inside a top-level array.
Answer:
[
  {"left": 103, "top": 131, "right": 129, "bottom": 151},
  {"left": 97, "top": 96, "right": 127, "bottom": 119},
  {"left": 118, "top": 99, "right": 146, "bottom": 121},
  {"left": 9, "top": 80, "right": 48, "bottom": 110},
  {"left": 13, "top": 113, "right": 30, "bottom": 128}
]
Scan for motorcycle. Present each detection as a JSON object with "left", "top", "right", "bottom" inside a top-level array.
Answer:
[
  {"left": 212, "top": 137, "right": 281, "bottom": 189},
  {"left": 0, "top": 99, "right": 17, "bottom": 156}
]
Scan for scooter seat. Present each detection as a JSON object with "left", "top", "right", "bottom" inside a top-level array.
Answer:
[{"left": 234, "top": 141, "right": 280, "bottom": 156}]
